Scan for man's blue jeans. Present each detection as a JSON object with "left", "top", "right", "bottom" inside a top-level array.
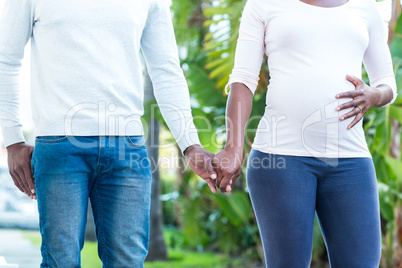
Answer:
[{"left": 31, "top": 136, "right": 152, "bottom": 267}]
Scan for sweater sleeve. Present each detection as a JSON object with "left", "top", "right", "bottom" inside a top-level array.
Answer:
[
  {"left": 363, "top": 0, "right": 397, "bottom": 106},
  {"left": 140, "top": 0, "right": 201, "bottom": 154},
  {"left": 227, "top": 0, "right": 266, "bottom": 95},
  {"left": 0, "top": 0, "right": 34, "bottom": 147}
]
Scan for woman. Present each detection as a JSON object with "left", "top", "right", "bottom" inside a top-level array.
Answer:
[{"left": 212, "top": 0, "right": 397, "bottom": 266}]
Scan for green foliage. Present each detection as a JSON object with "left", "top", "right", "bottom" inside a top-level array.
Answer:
[
  {"left": 160, "top": 174, "right": 179, "bottom": 227},
  {"left": 169, "top": 0, "right": 402, "bottom": 266},
  {"left": 179, "top": 183, "right": 262, "bottom": 261},
  {"left": 145, "top": 248, "right": 245, "bottom": 268}
]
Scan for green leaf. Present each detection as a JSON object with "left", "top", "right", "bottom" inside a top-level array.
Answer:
[
  {"left": 215, "top": 192, "right": 252, "bottom": 226},
  {"left": 384, "top": 156, "right": 402, "bottom": 182},
  {"left": 391, "top": 37, "right": 402, "bottom": 59},
  {"left": 390, "top": 105, "right": 402, "bottom": 124},
  {"left": 380, "top": 199, "right": 394, "bottom": 222}
]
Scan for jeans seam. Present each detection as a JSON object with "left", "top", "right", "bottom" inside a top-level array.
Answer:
[
  {"left": 94, "top": 186, "right": 107, "bottom": 265},
  {"left": 125, "top": 135, "right": 146, "bottom": 148},
  {"left": 96, "top": 137, "right": 102, "bottom": 176},
  {"left": 35, "top": 136, "right": 68, "bottom": 144}
]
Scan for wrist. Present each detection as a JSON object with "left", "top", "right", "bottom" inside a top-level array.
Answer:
[
  {"left": 370, "top": 85, "right": 393, "bottom": 108},
  {"left": 368, "top": 87, "right": 382, "bottom": 107},
  {"left": 183, "top": 144, "right": 202, "bottom": 157},
  {"left": 224, "top": 144, "right": 243, "bottom": 155},
  {"left": 6, "top": 142, "right": 26, "bottom": 151}
]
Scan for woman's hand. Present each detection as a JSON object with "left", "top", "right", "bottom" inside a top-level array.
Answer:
[
  {"left": 212, "top": 147, "right": 244, "bottom": 193},
  {"left": 336, "top": 75, "right": 383, "bottom": 129}
]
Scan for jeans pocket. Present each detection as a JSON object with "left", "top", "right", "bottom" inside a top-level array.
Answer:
[
  {"left": 35, "top": 135, "right": 68, "bottom": 144},
  {"left": 125, "top": 136, "right": 146, "bottom": 148}
]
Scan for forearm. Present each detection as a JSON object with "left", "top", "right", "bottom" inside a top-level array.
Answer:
[{"left": 224, "top": 83, "right": 253, "bottom": 153}]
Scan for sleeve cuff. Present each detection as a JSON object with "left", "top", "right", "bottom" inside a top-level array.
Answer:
[
  {"left": 226, "top": 71, "right": 259, "bottom": 95},
  {"left": 1, "top": 126, "right": 25, "bottom": 148},
  {"left": 176, "top": 125, "right": 201, "bottom": 155},
  {"left": 371, "top": 75, "right": 398, "bottom": 107}
]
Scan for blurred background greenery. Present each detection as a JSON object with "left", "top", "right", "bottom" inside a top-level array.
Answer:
[
  {"left": 135, "top": 0, "right": 402, "bottom": 267},
  {"left": 3, "top": 0, "right": 402, "bottom": 267}
]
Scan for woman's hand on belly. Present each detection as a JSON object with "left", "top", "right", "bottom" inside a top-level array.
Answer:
[{"left": 335, "top": 75, "right": 386, "bottom": 129}]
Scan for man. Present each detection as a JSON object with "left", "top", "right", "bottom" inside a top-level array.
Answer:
[{"left": 0, "top": 0, "right": 217, "bottom": 266}]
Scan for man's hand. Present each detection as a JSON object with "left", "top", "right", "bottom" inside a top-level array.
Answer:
[
  {"left": 184, "top": 144, "right": 217, "bottom": 194},
  {"left": 7, "top": 142, "right": 36, "bottom": 199},
  {"left": 212, "top": 147, "right": 243, "bottom": 193}
]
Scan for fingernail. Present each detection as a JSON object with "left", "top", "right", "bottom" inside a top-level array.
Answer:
[
  {"left": 210, "top": 173, "right": 217, "bottom": 179},
  {"left": 336, "top": 107, "right": 340, "bottom": 111},
  {"left": 340, "top": 117, "right": 344, "bottom": 121},
  {"left": 31, "top": 189, "right": 35, "bottom": 194},
  {"left": 227, "top": 185, "right": 232, "bottom": 192},
  {"left": 230, "top": 179, "right": 233, "bottom": 185},
  {"left": 336, "top": 95, "right": 339, "bottom": 98}
]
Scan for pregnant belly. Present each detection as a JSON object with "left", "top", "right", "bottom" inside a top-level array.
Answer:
[{"left": 260, "top": 79, "right": 357, "bottom": 154}]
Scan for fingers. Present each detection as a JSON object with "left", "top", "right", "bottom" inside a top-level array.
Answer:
[
  {"left": 204, "top": 178, "right": 217, "bottom": 194},
  {"left": 10, "top": 174, "right": 25, "bottom": 193},
  {"left": 216, "top": 169, "right": 225, "bottom": 193},
  {"left": 219, "top": 171, "right": 240, "bottom": 193},
  {"left": 22, "top": 163, "right": 36, "bottom": 198},
  {"left": 211, "top": 156, "right": 222, "bottom": 187},
  {"left": 186, "top": 148, "right": 219, "bottom": 194},
  {"left": 203, "top": 154, "right": 217, "bottom": 180},
  {"left": 212, "top": 156, "right": 228, "bottom": 193},
  {"left": 10, "top": 168, "right": 31, "bottom": 196},
  {"left": 339, "top": 106, "right": 363, "bottom": 122},
  {"left": 219, "top": 173, "right": 231, "bottom": 193},
  {"left": 336, "top": 98, "right": 364, "bottom": 112},
  {"left": 198, "top": 153, "right": 217, "bottom": 193},
  {"left": 347, "top": 112, "right": 364, "bottom": 130},
  {"left": 336, "top": 75, "right": 366, "bottom": 101},
  {"left": 346, "top": 75, "right": 364, "bottom": 88},
  {"left": 211, "top": 156, "right": 219, "bottom": 170},
  {"left": 224, "top": 178, "right": 234, "bottom": 192},
  {"left": 336, "top": 89, "right": 364, "bottom": 100}
]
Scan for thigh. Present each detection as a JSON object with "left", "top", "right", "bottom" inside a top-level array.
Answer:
[
  {"left": 316, "top": 158, "right": 381, "bottom": 268},
  {"left": 33, "top": 136, "right": 97, "bottom": 267},
  {"left": 90, "top": 136, "right": 152, "bottom": 268},
  {"left": 246, "top": 150, "right": 318, "bottom": 268}
]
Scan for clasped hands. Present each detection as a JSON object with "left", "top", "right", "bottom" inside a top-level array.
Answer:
[{"left": 184, "top": 145, "right": 243, "bottom": 193}]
